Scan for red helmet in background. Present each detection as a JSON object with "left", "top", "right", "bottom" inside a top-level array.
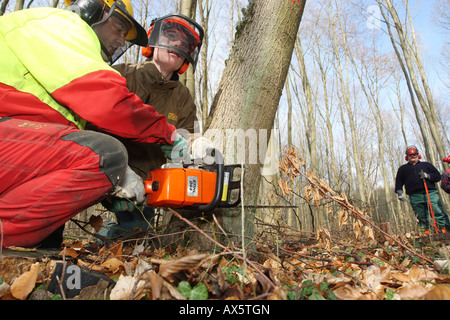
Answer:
[{"left": 405, "top": 145, "right": 422, "bottom": 161}]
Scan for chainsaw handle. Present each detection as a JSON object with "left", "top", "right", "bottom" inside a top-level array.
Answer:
[{"left": 197, "top": 148, "right": 224, "bottom": 212}]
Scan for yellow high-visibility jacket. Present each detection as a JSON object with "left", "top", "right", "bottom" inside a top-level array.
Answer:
[{"left": 0, "top": 7, "right": 175, "bottom": 144}]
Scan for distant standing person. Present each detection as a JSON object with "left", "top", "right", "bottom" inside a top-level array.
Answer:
[
  {"left": 440, "top": 156, "right": 450, "bottom": 194},
  {"left": 395, "top": 145, "right": 449, "bottom": 234}
]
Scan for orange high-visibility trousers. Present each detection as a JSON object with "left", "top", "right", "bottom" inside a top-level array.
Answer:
[{"left": 0, "top": 118, "right": 128, "bottom": 247}]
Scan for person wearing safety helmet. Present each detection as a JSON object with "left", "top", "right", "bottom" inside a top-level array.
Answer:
[
  {"left": 441, "top": 156, "right": 450, "bottom": 194},
  {"left": 395, "top": 146, "right": 450, "bottom": 234},
  {"left": 91, "top": 14, "right": 205, "bottom": 241},
  {"left": 65, "top": 0, "right": 147, "bottom": 63},
  {"left": 0, "top": 1, "right": 188, "bottom": 248}
]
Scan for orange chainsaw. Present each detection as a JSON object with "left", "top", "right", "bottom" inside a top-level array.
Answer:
[{"left": 144, "top": 148, "right": 243, "bottom": 211}]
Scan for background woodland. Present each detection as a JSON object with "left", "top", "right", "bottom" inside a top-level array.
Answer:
[
  {"left": 1, "top": 0, "right": 449, "bottom": 240},
  {"left": 1, "top": 0, "right": 450, "bottom": 301}
]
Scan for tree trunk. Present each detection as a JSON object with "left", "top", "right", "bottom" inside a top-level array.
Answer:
[
  {"left": 329, "top": 2, "right": 365, "bottom": 204},
  {"left": 179, "top": 0, "right": 197, "bottom": 96},
  {"left": 204, "top": 0, "right": 306, "bottom": 249},
  {"left": 14, "top": 0, "right": 24, "bottom": 11},
  {"left": 295, "top": 36, "right": 317, "bottom": 174},
  {"left": 0, "top": 0, "right": 10, "bottom": 15},
  {"left": 197, "top": 0, "right": 210, "bottom": 131}
]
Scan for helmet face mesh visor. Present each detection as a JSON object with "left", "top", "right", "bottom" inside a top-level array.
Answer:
[{"left": 147, "top": 15, "right": 203, "bottom": 68}]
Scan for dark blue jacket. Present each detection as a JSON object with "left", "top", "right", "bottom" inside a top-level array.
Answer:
[{"left": 395, "top": 161, "right": 441, "bottom": 195}]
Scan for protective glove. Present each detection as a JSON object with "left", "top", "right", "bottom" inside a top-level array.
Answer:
[
  {"left": 418, "top": 170, "right": 429, "bottom": 180},
  {"left": 102, "top": 198, "right": 143, "bottom": 213},
  {"left": 112, "top": 166, "right": 145, "bottom": 205},
  {"left": 191, "top": 137, "right": 215, "bottom": 162},
  {"left": 395, "top": 190, "right": 409, "bottom": 202},
  {"left": 161, "top": 133, "right": 189, "bottom": 161}
]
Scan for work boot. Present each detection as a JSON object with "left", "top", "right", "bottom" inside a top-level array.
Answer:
[
  {"left": 97, "top": 204, "right": 155, "bottom": 242},
  {"left": 38, "top": 224, "right": 65, "bottom": 248}
]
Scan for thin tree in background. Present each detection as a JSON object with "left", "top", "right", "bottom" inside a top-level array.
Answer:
[
  {"left": 377, "top": 0, "right": 447, "bottom": 169},
  {"left": 197, "top": 0, "right": 210, "bottom": 131},
  {"left": 0, "top": 0, "right": 10, "bottom": 15},
  {"left": 179, "top": 0, "right": 197, "bottom": 96},
  {"left": 294, "top": 36, "right": 318, "bottom": 175}
]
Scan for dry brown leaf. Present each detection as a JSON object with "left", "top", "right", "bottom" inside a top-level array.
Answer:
[
  {"left": 101, "top": 257, "right": 124, "bottom": 274},
  {"left": 162, "top": 280, "right": 187, "bottom": 300},
  {"left": 333, "top": 284, "right": 363, "bottom": 300},
  {"left": 0, "top": 282, "right": 11, "bottom": 299},
  {"left": 312, "top": 188, "right": 321, "bottom": 207},
  {"left": 89, "top": 215, "right": 103, "bottom": 232},
  {"left": 61, "top": 247, "right": 81, "bottom": 258},
  {"left": 267, "top": 287, "right": 288, "bottom": 300},
  {"left": 361, "top": 265, "right": 390, "bottom": 297},
  {"left": 392, "top": 266, "right": 442, "bottom": 284},
  {"left": 303, "top": 185, "right": 312, "bottom": 201},
  {"left": 353, "top": 219, "right": 363, "bottom": 239},
  {"left": 158, "top": 254, "right": 210, "bottom": 278},
  {"left": 6, "top": 246, "right": 36, "bottom": 252},
  {"left": 338, "top": 209, "right": 348, "bottom": 227},
  {"left": 399, "top": 257, "right": 411, "bottom": 269},
  {"left": 77, "top": 259, "right": 105, "bottom": 273},
  {"left": 407, "top": 266, "right": 440, "bottom": 282},
  {"left": 364, "top": 226, "right": 375, "bottom": 242},
  {"left": 392, "top": 271, "right": 411, "bottom": 283},
  {"left": 326, "top": 275, "right": 352, "bottom": 288},
  {"left": 147, "top": 271, "right": 163, "bottom": 300},
  {"left": 110, "top": 275, "right": 146, "bottom": 300},
  {"left": 396, "top": 282, "right": 429, "bottom": 300},
  {"left": 278, "top": 178, "right": 292, "bottom": 197},
  {"left": 422, "top": 284, "right": 450, "bottom": 300},
  {"left": 318, "top": 178, "right": 336, "bottom": 195},
  {"left": 10, "top": 262, "right": 40, "bottom": 300},
  {"left": 317, "top": 228, "right": 332, "bottom": 251},
  {"left": 357, "top": 292, "right": 378, "bottom": 300}
]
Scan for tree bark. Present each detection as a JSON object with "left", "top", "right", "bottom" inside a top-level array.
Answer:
[{"left": 204, "top": 0, "right": 306, "bottom": 249}]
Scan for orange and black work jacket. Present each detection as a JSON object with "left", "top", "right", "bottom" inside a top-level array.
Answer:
[
  {"left": 0, "top": 7, "right": 175, "bottom": 145},
  {"left": 111, "top": 61, "right": 198, "bottom": 176}
]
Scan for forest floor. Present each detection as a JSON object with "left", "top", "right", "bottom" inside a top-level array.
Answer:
[
  {"left": 1, "top": 148, "right": 449, "bottom": 301},
  {"left": 0, "top": 216, "right": 449, "bottom": 301}
]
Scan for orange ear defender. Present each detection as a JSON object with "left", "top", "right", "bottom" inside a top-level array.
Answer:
[
  {"left": 141, "top": 25, "right": 154, "bottom": 57},
  {"left": 177, "top": 61, "right": 190, "bottom": 74},
  {"left": 405, "top": 155, "right": 422, "bottom": 161}
]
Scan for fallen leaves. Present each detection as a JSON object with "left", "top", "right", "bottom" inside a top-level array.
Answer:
[
  {"left": 0, "top": 233, "right": 449, "bottom": 301},
  {"left": 158, "top": 253, "right": 211, "bottom": 278},
  {"left": 1, "top": 149, "right": 449, "bottom": 301},
  {"left": 110, "top": 274, "right": 146, "bottom": 300},
  {"left": 10, "top": 262, "right": 40, "bottom": 300}
]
